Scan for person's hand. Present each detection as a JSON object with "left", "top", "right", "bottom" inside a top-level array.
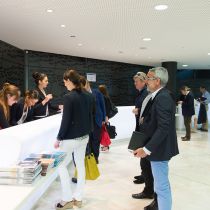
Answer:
[
  {"left": 105, "top": 116, "right": 109, "bottom": 123},
  {"left": 46, "top": 94, "right": 53, "bottom": 100},
  {"left": 133, "top": 148, "right": 147, "bottom": 158},
  {"left": 58, "top": 105, "right": 63, "bottom": 110},
  {"left": 132, "top": 108, "right": 139, "bottom": 115},
  {"left": 54, "top": 140, "right": 60, "bottom": 149}
]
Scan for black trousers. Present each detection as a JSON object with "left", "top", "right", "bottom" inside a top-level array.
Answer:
[
  {"left": 140, "top": 158, "right": 154, "bottom": 195},
  {"left": 89, "top": 123, "right": 102, "bottom": 161}
]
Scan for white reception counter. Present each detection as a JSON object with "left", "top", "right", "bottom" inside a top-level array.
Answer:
[{"left": 0, "top": 106, "right": 136, "bottom": 210}]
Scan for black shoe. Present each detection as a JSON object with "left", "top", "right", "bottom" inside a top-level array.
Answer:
[
  {"left": 72, "top": 177, "right": 77, "bottom": 183},
  {"left": 134, "top": 175, "right": 142, "bottom": 180},
  {"left": 144, "top": 199, "right": 158, "bottom": 210},
  {"left": 200, "top": 128, "right": 208, "bottom": 132},
  {"left": 133, "top": 179, "right": 145, "bottom": 184},
  {"left": 132, "top": 192, "right": 154, "bottom": 199},
  {"left": 181, "top": 137, "right": 190, "bottom": 141}
]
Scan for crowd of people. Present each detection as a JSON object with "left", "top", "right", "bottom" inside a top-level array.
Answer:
[{"left": 1, "top": 66, "right": 209, "bottom": 210}]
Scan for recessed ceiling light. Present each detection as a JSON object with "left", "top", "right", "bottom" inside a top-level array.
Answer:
[
  {"left": 143, "top": 38, "right": 151, "bottom": 41},
  {"left": 208, "top": 53, "right": 210, "bottom": 55},
  {"left": 182, "top": 64, "right": 188, "bottom": 67},
  {"left": 46, "top": 9, "right": 53, "bottom": 13},
  {"left": 70, "top": 35, "right": 76, "bottom": 38},
  {"left": 154, "top": 5, "right": 168, "bottom": 11},
  {"left": 61, "top": 24, "right": 66, "bottom": 28},
  {"left": 139, "top": 47, "right": 147, "bottom": 50},
  {"left": 78, "top": 43, "right": 83, "bottom": 47}
]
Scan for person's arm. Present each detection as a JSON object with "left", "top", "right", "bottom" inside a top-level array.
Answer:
[
  {"left": 57, "top": 95, "right": 72, "bottom": 141},
  {"left": 0, "top": 107, "right": 9, "bottom": 129},
  {"left": 204, "top": 92, "right": 210, "bottom": 104},
  {"left": 10, "top": 103, "right": 23, "bottom": 125},
  {"left": 99, "top": 92, "right": 106, "bottom": 121}
]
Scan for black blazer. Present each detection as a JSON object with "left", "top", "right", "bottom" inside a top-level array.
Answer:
[
  {"left": 10, "top": 98, "right": 34, "bottom": 125},
  {"left": 181, "top": 92, "right": 195, "bottom": 116},
  {"left": 135, "top": 87, "right": 148, "bottom": 131},
  {"left": 57, "top": 89, "right": 95, "bottom": 140},
  {"left": 33, "top": 88, "right": 58, "bottom": 118},
  {"left": 140, "top": 88, "right": 179, "bottom": 161}
]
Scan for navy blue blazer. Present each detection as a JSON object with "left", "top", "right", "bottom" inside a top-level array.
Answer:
[
  {"left": 91, "top": 89, "right": 106, "bottom": 128},
  {"left": 181, "top": 92, "right": 195, "bottom": 117},
  {"left": 57, "top": 89, "right": 95, "bottom": 140},
  {"left": 140, "top": 88, "right": 179, "bottom": 161}
]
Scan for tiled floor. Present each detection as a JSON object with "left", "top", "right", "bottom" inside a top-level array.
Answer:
[{"left": 33, "top": 130, "right": 210, "bottom": 210}]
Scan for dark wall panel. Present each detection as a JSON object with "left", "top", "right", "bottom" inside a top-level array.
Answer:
[
  {"left": 0, "top": 40, "right": 24, "bottom": 91},
  {"left": 27, "top": 50, "right": 152, "bottom": 105}
]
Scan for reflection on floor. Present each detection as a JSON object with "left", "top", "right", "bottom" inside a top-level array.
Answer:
[{"left": 33, "top": 130, "right": 210, "bottom": 210}]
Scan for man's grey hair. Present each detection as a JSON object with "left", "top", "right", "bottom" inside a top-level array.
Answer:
[{"left": 149, "top": 67, "right": 168, "bottom": 87}]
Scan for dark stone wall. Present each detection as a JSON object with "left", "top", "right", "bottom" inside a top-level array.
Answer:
[
  {"left": 0, "top": 40, "right": 24, "bottom": 92},
  {"left": 26, "top": 50, "right": 152, "bottom": 105},
  {"left": 176, "top": 70, "right": 210, "bottom": 99}
]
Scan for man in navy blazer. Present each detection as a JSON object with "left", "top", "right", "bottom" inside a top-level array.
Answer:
[{"left": 134, "top": 67, "right": 179, "bottom": 210}]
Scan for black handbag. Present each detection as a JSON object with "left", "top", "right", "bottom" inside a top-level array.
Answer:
[
  {"left": 105, "top": 123, "right": 117, "bottom": 139},
  {"left": 128, "top": 131, "right": 148, "bottom": 151},
  {"left": 108, "top": 101, "right": 118, "bottom": 119}
]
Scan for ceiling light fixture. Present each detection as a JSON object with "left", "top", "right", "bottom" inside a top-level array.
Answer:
[
  {"left": 154, "top": 5, "right": 168, "bottom": 11},
  {"left": 70, "top": 35, "right": 76, "bottom": 38},
  {"left": 182, "top": 64, "right": 188, "bottom": 67},
  {"left": 78, "top": 43, "right": 83, "bottom": 47},
  {"left": 208, "top": 53, "right": 210, "bottom": 55},
  {"left": 143, "top": 38, "right": 151, "bottom": 41},
  {"left": 61, "top": 24, "right": 66, "bottom": 28},
  {"left": 46, "top": 9, "right": 53, "bottom": 13}
]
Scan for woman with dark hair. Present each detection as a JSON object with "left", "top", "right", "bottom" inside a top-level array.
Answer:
[
  {"left": 178, "top": 86, "right": 195, "bottom": 141},
  {"left": 54, "top": 69, "right": 93, "bottom": 210},
  {"left": 98, "top": 84, "right": 112, "bottom": 151},
  {"left": 10, "top": 90, "right": 39, "bottom": 125},
  {"left": 32, "top": 72, "right": 61, "bottom": 119},
  {"left": 0, "top": 83, "right": 20, "bottom": 129}
]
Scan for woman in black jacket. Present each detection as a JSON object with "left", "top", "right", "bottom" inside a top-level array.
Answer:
[
  {"left": 32, "top": 72, "right": 62, "bottom": 119},
  {"left": 10, "top": 90, "right": 39, "bottom": 125},
  {"left": 54, "top": 69, "right": 94, "bottom": 210}
]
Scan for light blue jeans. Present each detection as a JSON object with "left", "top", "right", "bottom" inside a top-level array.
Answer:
[{"left": 151, "top": 161, "right": 172, "bottom": 210}]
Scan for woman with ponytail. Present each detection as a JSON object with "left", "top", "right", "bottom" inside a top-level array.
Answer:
[
  {"left": 10, "top": 90, "right": 39, "bottom": 125},
  {"left": 0, "top": 83, "right": 20, "bottom": 129},
  {"left": 32, "top": 72, "right": 62, "bottom": 119}
]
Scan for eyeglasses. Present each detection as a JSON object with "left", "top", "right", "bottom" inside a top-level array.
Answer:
[{"left": 147, "top": 77, "right": 158, "bottom": 81}]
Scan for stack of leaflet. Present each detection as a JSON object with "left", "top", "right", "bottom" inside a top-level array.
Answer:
[
  {"left": 28, "top": 151, "right": 66, "bottom": 176},
  {"left": 24, "top": 156, "right": 54, "bottom": 176},
  {"left": 29, "top": 151, "right": 66, "bottom": 167},
  {"left": 41, "top": 151, "right": 66, "bottom": 167},
  {"left": 0, "top": 160, "right": 42, "bottom": 185}
]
